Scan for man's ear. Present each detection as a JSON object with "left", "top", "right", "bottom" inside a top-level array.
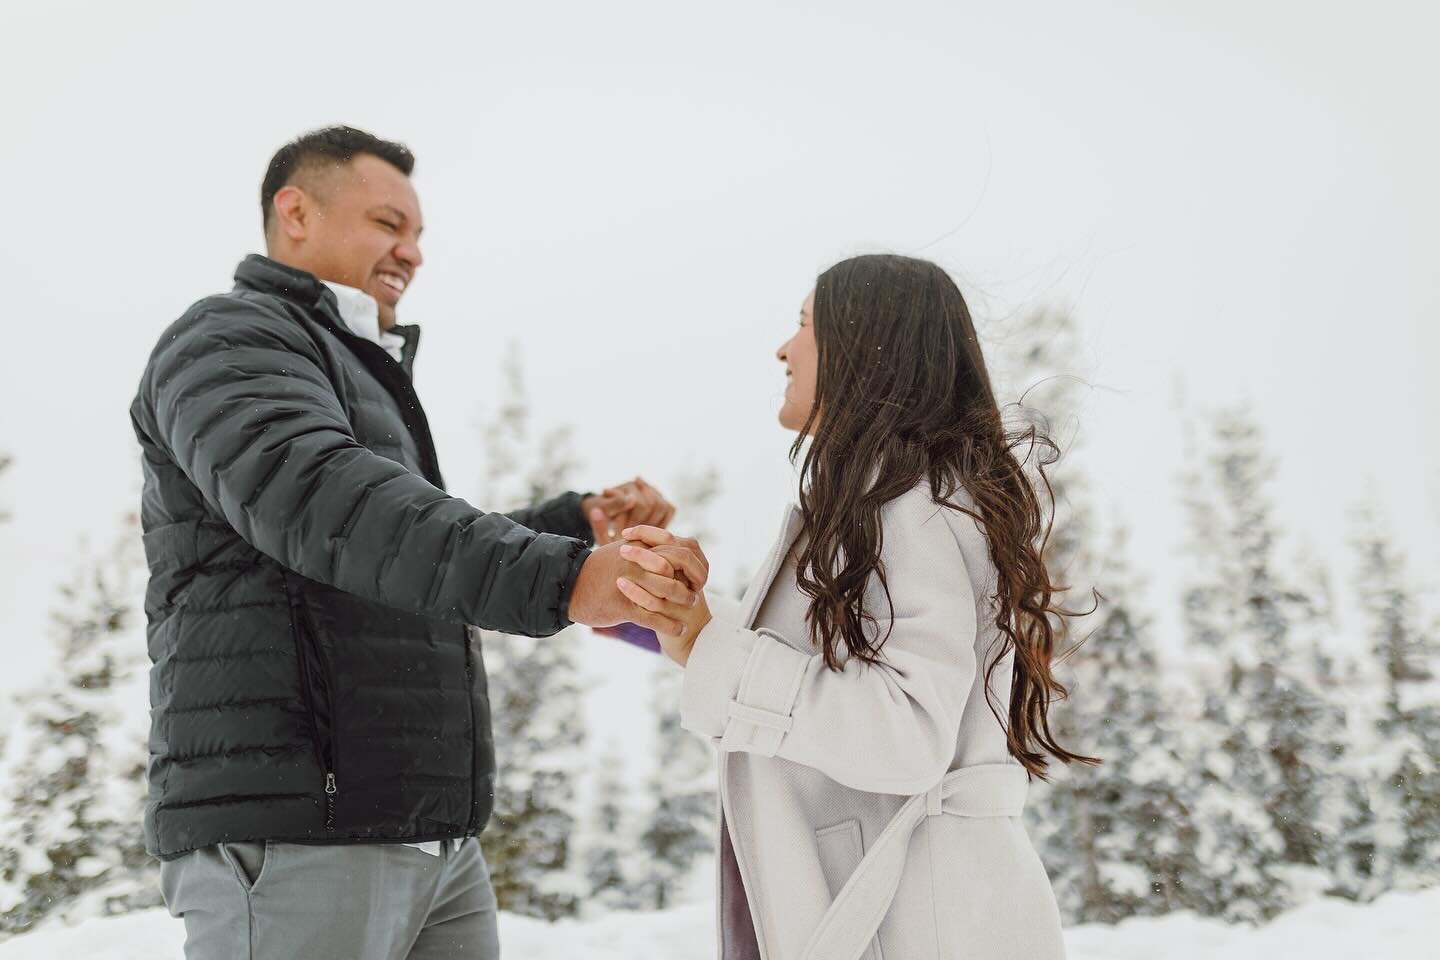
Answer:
[{"left": 271, "top": 184, "right": 309, "bottom": 242}]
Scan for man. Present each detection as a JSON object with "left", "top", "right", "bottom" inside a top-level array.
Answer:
[{"left": 130, "top": 125, "right": 707, "bottom": 959}]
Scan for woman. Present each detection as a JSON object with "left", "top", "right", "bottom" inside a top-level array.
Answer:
[{"left": 617, "top": 254, "right": 1087, "bottom": 960}]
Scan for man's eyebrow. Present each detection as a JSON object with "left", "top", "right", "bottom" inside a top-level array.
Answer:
[{"left": 369, "top": 204, "right": 424, "bottom": 235}]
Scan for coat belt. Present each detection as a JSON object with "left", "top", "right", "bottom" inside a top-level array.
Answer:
[{"left": 798, "top": 763, "right": 1029, "bottom": 960}]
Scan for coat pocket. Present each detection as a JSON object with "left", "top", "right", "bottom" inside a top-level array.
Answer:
[
  {"left": 280, "top": 572, "right": 339, "bottom": 830},
  {"left": 814, "top": 819, "right": 884, "bottom": 960}
]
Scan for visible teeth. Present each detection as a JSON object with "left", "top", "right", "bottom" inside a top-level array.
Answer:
[{"left": 379, "top": 274, "right": 406, "bottom": 292}]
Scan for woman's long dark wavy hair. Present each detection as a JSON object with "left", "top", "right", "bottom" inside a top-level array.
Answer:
[{"left": 792, "top": 253, "right": 1097, "bottom": 779}]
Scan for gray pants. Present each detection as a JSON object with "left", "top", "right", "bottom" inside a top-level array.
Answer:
[{"left": 160, "top": 839, "right": 500, "bottom": 959}]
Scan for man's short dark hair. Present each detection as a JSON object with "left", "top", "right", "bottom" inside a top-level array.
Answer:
[{"left": 261, "top": 125, "right": 415, "bottom": 233}]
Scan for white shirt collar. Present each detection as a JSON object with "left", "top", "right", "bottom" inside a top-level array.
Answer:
[{"left": 321, "top": 280, "right": 409, "bottom": 364}]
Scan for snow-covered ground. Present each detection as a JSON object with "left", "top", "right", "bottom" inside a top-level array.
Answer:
[{"left": 3, "top": 887, "right": 1436, "bottom": 959}]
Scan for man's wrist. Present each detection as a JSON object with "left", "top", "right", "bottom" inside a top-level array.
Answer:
[
  {"left": 557, "top": 543, "right": 594, "bottom": 626},
  {"left": 577, "top": 492, "right": 599, "bottom": 546}
]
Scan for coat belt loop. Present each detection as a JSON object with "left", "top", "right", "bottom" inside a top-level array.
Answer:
[{"left": 925, "top": 780, "right": 943, "bottom": 817}]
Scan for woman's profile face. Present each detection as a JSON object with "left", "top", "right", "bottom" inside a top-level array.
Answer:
[{"left": 776, "top": 290, "right": 819, "bottom": 433}]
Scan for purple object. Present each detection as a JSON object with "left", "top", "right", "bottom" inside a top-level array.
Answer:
[{"left": 594, "top": 621, "right": 662, "bottom": 653}]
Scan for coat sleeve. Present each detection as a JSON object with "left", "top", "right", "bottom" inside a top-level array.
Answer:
[
  {"left": 503, "top": 492, "right": 596, "bottom": 545},
  {"left": 134, "top": 304, "right": 589, "bottom": 637},
  {"left": 678, "top": 492, "right": 979, "bottom": 794}
]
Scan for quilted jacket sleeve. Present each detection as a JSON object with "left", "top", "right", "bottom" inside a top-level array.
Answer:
[
  {"left": 504, "top": 492, "right": 596, "bottom": 545},
  {"left": 132, "top": 301, "right": 589, "bottom": 637}
]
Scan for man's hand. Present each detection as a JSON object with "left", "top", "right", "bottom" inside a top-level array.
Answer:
[
  {"left": 567, "top": 538, "right": 706, "bottom": 636},
  {"left": 613, "top": 526, "right": 714, "bottom": 666},
  {"left": 582, "top": 476, "right": 675, "bottom": 545}
]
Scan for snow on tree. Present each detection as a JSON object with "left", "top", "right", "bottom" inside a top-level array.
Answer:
[
  {"left": 1284, "top": 542, "right": 1366, "bottom": 900},
  {"left": 480, "top": 634, "right": 588, "bottom": 921},
  {"left": 624, "top": 466, "right": 722, "bottom": 911},
  {"left": 631, "top": 661, "right": 715, "bottom": 911},
  {"left": 473, "top": 345, "right": 589, "bottom": 921},
  {"left": 1346, "top": 510, "right": 1440, "bottom": 895},
  {"left": 1027, "top": 526, "right": 1196, "bottom": 924},
  {"left": 0, "top": 515, "right": 157, "bottom": 938},
  {"left": 1178, "top": 408, "right": 1349, "bottom": 921},
  {"left": 470, "top": 344, "right": 729, "bottom": 918},
  {"left": 582, "top": 739, "right": 639, "bottom": 910},
  {"left": 997, "top": 308, "right": 1201, "bottom": 923}
]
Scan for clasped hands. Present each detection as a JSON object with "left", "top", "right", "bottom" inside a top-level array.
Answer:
[
  {"left": 612, "top": 525, "right": 713, "bottom": 666},
  {"left": 568, "top": 480, "right": 711, "bottom": 664}
]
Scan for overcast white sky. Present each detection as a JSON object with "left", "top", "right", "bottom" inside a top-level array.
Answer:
[{"left": 2, "top": 0, "right": 1437, "bottom": 707}]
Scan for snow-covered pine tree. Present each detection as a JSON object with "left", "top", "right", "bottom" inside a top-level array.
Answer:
[
  {"left": 1349, "top": 511, "right": 1440, "bottom": 894},
  {"left": 1392, "top": 669, "right": 1440, "bottom": 889},
  {"left": 1027, "top": 526, "right": 1195, "bottom": 924},
  {"left": 1178, "top": 408, "right": 1348, "bottom": 921},
  {"left": 993, "top": 306, "right": 1196, "bottom": 922},
  {"left": 1221, "top": 416, "right": 1349, "bottom": 882},
  {"left": 481, "top": 651, "right": 587, "bottom": 921},
  {"left": 1176, "top": 413, "right": 1288, "bottom": 921},
  {"left": 0, "top": 515, "right": 157, "bottom": 938},
  {"left": 473, "top": 345, "right": 589, "bottom": 921},
  {"left": 632, "top": 661, "right": 715, "bottom": 910},
  {"left": 983, "top": 305, "right": 1177, "bottom": 924},
  {"left": 629, "top": 467, "right": 722, "bottom": 911},
  {"left": 582, "top": 740, "right": 638, "bottom": 910},
  {"left": 1285, "top": 543, "right": 1362, "bottom": 899}
]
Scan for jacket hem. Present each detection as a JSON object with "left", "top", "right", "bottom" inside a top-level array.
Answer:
[{"left": 151, "top": 827, "right": 476, "bottom": 863}]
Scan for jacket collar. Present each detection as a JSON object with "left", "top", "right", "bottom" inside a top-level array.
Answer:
[
  {"left": 234, "top": 253, "right": 330, "bottom": 309},
  {"left": 233, "top": 254, "right": 422, "bottom": 374}
]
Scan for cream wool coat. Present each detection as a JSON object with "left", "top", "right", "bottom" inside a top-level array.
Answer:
[{"left": 679, "top": 482, "right": 1066, "bottom": 960}]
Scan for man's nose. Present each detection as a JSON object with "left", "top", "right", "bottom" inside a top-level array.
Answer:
[{"left": 397, "top": 238, "right": 424, "bottom": 271}]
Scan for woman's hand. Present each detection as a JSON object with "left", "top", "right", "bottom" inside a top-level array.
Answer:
[
  {"left": 583, "top": 476, "right": 675, "bottom": 544},
  {"left": 615, "top": 526, "right": 713, "bottom": 666}
]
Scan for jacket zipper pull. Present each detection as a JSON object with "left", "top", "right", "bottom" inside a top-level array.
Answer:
[{"left": 324, "top": 772, "right": 337, "bottom": 831}]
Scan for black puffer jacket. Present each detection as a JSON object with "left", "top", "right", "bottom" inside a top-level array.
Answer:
[{"left": 130, "top": 254, "right": 593, "bottom": 860}]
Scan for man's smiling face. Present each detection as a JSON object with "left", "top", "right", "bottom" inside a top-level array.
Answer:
[{"left": 269, "top": 152, "right": 425, "bottom": 329}]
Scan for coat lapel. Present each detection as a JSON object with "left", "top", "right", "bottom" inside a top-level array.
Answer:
[{"left": 738, "top": 503, "right": 804, "bottom": 629}]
